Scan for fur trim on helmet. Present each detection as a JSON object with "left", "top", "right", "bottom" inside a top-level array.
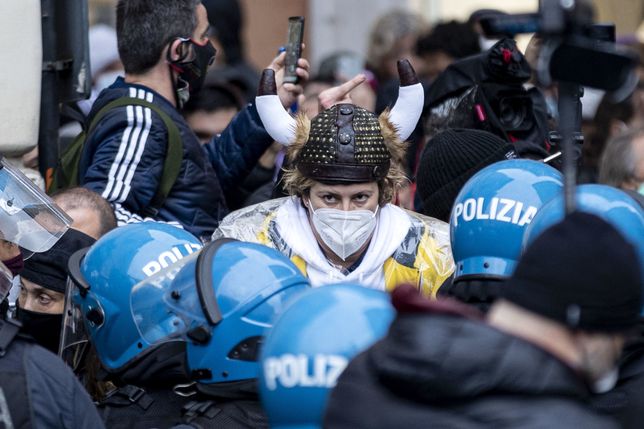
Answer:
[
  {"left": 378, "top": 108, "right": 407, "bottom": 168},
  {"left": 285, "top": 112, "right": 311, "bottom": 166}
]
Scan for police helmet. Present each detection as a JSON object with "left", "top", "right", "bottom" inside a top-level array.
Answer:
[
  {"left": 259, "top": 283, "right": 395, "bottom": 429},
  {"left": 523, "top": 184, "right": 644, "bottom": 286},
  {"left": 64, "top": 222, "right": 202, "bottom": 371},
  {"left": 450, "top": 159, "right": 563, "bottom": 280},
  {"left": 130, "top": 238, "right": 311, "bottom": 384}
]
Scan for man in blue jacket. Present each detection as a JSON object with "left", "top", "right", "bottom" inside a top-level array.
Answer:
[{"left": 79, "top": 0, "right": 308, "bottom": 239}]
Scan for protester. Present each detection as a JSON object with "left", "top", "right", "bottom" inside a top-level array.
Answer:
[
  {"left": 317, "top": 51, "right": 377, "bottom": 113},
  {"left": 182, "top": 77, "right": 244, "bottom": 144},
  {"left": 599, "top": 126, "right": 644, "bottom": 197},
  {"left": 415, "top": 128, "right": 516, "bottom": 221},
  {"left": 522, "top": 184, "right": 644, "bottom": 429},
  {"left": 366, "top": 10, "right": 425, "bottom": 89},
  {"left": 52, "top": 187, "right": 118, "bottom": 240},
  {"left": 0, "top": 160, "right": 104, "bottom": 429},
  {"left": 326, "top": 213, "right": 641, "bottom": 428},
  {"left": 64, "top": 224, "right": 309, "bottom": 427},
  {"left": 78, "top": 0, "right": 309, "bottom": 239},
  {"left": 441, "top": 159, "right": 563, "bottom": 311},
  {"left": 215, "top": 61, "right": 454, "bottom": 295},
  {"left": 259, "top": 284, "right": 394, "bottom": 428},
  {"left": 581, "top": 95, "right": 635, "bottom": 183},
  {"left": 17, "top": 228, "right": 95, "bottom": 353},
  {"left": 415, "top": 20, "right": 480, "bottom": 82}
]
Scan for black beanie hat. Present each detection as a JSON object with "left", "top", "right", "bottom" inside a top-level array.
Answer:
[
  {"left": 21, "top": 229, "right": 95, "bottom": 294},
  {"left": 502, "top": 212, "right": 642, "bottom": 333},
  {"left": 416, "top": 128, "right": 515, "bottom": 222}
]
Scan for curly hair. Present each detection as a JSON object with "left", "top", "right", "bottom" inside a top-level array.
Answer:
[{"left": 282, "top": 110, "right": 409, "bottom": 206}]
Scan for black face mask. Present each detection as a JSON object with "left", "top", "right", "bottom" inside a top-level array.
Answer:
[
  {"left": 168, "top": 38, "right": 216, "bottom": 107},
  {"left": 15, "top": 304, "right": 63, "bottom": 354}
]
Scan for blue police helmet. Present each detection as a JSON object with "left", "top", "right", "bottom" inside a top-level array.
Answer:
[
  {"left": 450, "top": 159, "right": 563, "bottom": 280},
  {"left": 67, "top": 222, "right": 202, "bottom": 372},
  {"left": 130, "top": 238, "right": 311, "bottom": 384},
  {"left": 523, "top": 184, "right": 644, "bottom": 284},
  {"left": 259, "top": 283, "right": 395, "bottom": 429}
]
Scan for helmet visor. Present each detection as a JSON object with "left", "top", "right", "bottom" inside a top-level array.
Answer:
[
  {"left": 60, "top": 277, "right": 92, "bottom": 372},
  {"left": 0, "top": 159, "right": 71, "bottom": 252},
  {"left": 130, "top": 250, "right": 217, "bottom": 345}
]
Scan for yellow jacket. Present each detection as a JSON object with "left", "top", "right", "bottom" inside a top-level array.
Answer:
[{"left": 214, "top": 198, "right": 454, "bottom": 296}]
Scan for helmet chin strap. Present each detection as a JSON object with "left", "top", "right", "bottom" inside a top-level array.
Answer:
[
  {"left": 166, "top": 40, "right": 190, "bottom": 109},
  {"left": 168, "top": 64, "right": 190, "bottom": 109}
]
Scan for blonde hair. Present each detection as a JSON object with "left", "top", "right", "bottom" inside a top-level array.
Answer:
[{"left": 282, "top": 110, "right": 409, "bottom": 205}]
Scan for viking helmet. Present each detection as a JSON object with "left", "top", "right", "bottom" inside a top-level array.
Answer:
[{"left": 255, "top": 60, "right": 424, "bottom": 183}]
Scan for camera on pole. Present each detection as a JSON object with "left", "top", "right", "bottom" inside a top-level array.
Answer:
[{"left": 479, "top": 0, "right": 639, "bottom": 214}]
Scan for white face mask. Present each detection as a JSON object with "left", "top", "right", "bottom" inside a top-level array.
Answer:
[{"left": 308, "top": 200, "right": 378, "bottom": 261}]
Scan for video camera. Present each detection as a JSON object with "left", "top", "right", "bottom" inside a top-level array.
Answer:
[
  {"left": 478, "top": 0, "right": 638, "bottom": 99},
  {"left": 478, "top": 0, "right": 639, "bottom": 213},
  {"left": 424, "top": 38, "right": 551, "bottom": 159}
]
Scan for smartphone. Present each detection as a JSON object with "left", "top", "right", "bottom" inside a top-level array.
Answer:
[{"left": 283, "top": 16, "right": 305, "bottom": 84}]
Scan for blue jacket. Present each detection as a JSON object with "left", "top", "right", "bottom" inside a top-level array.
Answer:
[
  {"left": 79, "top": 78, "right": 272, "bottom": 238},
  {"left": 0, "top": 320, "right": 105, "bottom": 429}
]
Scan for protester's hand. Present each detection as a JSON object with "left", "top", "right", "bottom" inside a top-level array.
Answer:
[
  {"left": 318, "top": 74, "right": 367, "bottom": 110},
  {"left": 267, "top": 47, "right": 310, "bottom": 109}
]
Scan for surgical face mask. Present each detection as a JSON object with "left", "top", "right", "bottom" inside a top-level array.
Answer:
[
  {"left": 307, "top": 200, "right": 378, "bottom": 261},
  {"left": 638, "top": 182, "right": 644, "bottom": 196}
]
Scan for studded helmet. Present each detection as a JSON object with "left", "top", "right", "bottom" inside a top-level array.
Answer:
[
  {"left": 256, "top": 59, "right": 424, "bottom": 184},
  {"left": 296, "top": 104, "right": 392, "bottom": 182}
]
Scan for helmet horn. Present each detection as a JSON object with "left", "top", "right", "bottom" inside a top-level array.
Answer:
[
  {"left": 387, "top": 59, "right": 424, "bottom": 141},
  {"left": 255, "top": 69, "right": 297, "bottom": 146}
]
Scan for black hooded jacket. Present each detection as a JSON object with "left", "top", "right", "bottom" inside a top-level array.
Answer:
[{"left": 325, "top": 289, "right": 617, "bottom": 429}]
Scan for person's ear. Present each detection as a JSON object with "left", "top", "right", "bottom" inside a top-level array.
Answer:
[{"left": 168, "top": 38, "right": 188, "bottom": 62}]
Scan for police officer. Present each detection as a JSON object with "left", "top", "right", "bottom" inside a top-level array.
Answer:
[
  {"left": 441, "top": 159, "right": 563, "bottom": 311},
  {"left": 258, "top": 283, "right": 395, "bottom": 428},
  {"left": 522, "top": 184, "right": 644, "bottom": 428},
  {"left": 0, "top": 159, "right": 104, "bottom": 428},
  {"left": 64, "top": 223, "right": 310, "bottom": 428}
]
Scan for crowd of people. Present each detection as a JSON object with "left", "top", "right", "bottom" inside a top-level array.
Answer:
[{"left": 0, "top": 0, "right": 643, "bottom": 427}]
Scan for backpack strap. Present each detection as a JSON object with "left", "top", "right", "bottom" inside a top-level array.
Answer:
[{"left": 86, "top": 97, "right": 183, "bottom": 216}]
